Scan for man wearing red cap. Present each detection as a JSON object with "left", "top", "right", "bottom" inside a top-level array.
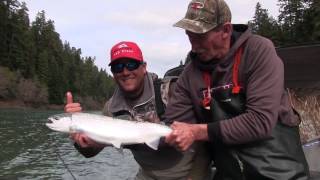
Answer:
[{"left": 65, "top": 41, "right": 211, "bottom": 180}]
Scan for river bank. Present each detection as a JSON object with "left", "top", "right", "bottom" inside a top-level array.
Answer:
[{"left": 0, "top": 100, "right": 64, "bottom": 110}]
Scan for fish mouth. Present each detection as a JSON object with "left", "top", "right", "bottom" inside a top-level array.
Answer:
[
  {"left": 47, "top": 114, "right": 61, "bottom": 124},
  {"left": 48, "top": 113, "right": 72, "bottom": 121},
  {"left": 46, "top": 115, "right": 63, "bottom": 128},
  {"left": 46, "top": 113, "right": 73, "bottom": 126},
  {"left": 47, "top": 118, "right": 53, "bottom": 124},
  {"left": 46, "top": 113, "right": 73, "bottom": 133},
  {"left": 47, "top": 116, "right": 56, "bottom": 125}
]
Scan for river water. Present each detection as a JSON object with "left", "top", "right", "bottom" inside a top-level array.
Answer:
[
  {"left": 0, "top": 108, "right": 138, "bottom": 180},
  {"left": 2, "top": 108, "right": 320, "bottom": 179}
]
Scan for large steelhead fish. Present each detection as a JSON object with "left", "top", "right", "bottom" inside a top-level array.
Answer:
[{"left": 46, "top": 113, "right": 172, "bottom": 150}]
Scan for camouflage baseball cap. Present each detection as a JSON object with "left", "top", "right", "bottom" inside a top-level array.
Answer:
[{"left": 174, "top": 0, "right": 232, "bottom": 34}]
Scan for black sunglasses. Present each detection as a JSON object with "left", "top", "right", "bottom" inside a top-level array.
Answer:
[{"left": 110, "top": 60, "right": 143, "bottom": 73}]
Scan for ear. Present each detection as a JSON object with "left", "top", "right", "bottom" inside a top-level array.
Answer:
[
  {"left": 142, "top": 62, "right": 147, "bottom": 74},
  {"left": 222, "top": 23, "right": 232, "bottom": 39}
]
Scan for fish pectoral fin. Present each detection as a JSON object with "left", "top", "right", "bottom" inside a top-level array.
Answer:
[
  {"left": 145, "top": 138, "right": 160, "bottom": 150},
  {"left": 115, "top": 148, "right": 124, "bottom": 155}
]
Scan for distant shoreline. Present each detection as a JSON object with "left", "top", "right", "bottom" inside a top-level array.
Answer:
[{"left": 0, "top": 100, "right": 64, "bottom": 110}]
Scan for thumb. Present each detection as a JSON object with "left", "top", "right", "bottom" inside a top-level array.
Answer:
[
  {"left": 172, "top": 121, "right": 183, "bottom": 126},
  {"left": 66, "top": 91, "right": 73, "bottom": 104},
  {"left": 171, "top": 121, "right": 184, "bottom": 129}
]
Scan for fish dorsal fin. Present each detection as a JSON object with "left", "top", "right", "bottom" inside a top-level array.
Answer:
[{"left": 145, "top": 138, "right": 160, "bottom": 150}]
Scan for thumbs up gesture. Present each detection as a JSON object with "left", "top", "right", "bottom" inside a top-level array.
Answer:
[
  {"left": 65, "top": 91, "right": 105, "bottom": 150},
  {"left": 64, "top": 91, "right": 82, "bottom": 113}
]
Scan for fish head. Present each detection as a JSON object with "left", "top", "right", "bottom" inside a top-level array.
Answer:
[{"left": 46, "top": 113, "right": 74, "bottom": 133}]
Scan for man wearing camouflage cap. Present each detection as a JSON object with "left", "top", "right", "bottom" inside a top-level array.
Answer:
[{"left": 164, "top": 0, "right": 309, "bottom": 179}]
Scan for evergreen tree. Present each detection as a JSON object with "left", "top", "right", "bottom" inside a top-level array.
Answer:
[
  {"left": 61, "top": 42, "right": 77, "bottom": 93},
  {"left": 11, "top": 2, "right": 32, "bottom": 75},
  {"left": 1, "top": 0, "right": 21, "bottom": 69},
  {"left": 17, "top": 2, "right": 36, "bottom": 78},
  {"left": 278, "top": 0, "right": 306, "bottom": 44},
  {"left": 305, "top": 0, "right": 320, "bottom": 40},
  {"left": 47, "top": 55, "right": 64, "bottom": 104},
  {"left": 0, "top": 1, "right": 7, "bottom": 65},
  {"left": 0, "top": 0, "right": 118, "bottom": 107},
  {"left": 249, "top": 3, "right": 281, "bottom": 45},
  {"left": 36, "top": 50, "right": 49, "bottom": 84}
]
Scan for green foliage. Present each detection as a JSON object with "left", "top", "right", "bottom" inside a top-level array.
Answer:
[
  {"left": 0, "top": 66, "right": 48, "bottom": 106},
  {"left": 249, "top": 0, "right": 320, "bottom": 46},
  {"left": 0, "top": 0, "right": 115, "bottom": 108},
  {"left": 0, "top": 66, "right": 17, "bottom": 99},
  {"left": 309, "top": 0, "right": 320, "bottom": 40},
  {"left": 2, "top": 0, "right": 319, "bottom": 108},
  {"left": 249, "top": 3, "right": 281, "bottom": 44},
  {"left": 16, "top": 78, "right": 48, "bottom": 106},
  {"left": 278, "top": 0, "right": 305, "bottom": 42}
]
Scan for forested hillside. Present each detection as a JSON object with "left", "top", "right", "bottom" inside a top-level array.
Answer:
[
  {"left": 0, "top": 0, "right": 319, "bottom": 109},
  {"left": 0, "top": 0, "right": 115, "bottom": 109}
]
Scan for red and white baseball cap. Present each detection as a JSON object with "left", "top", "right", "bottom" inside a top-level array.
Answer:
[{"left": 109, "top": 41, "right": 143, "bottom": 65}]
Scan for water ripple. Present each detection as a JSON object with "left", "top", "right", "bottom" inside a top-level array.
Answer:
[{"left": 0, "top": 109, "right": 138, "bottom": 179}]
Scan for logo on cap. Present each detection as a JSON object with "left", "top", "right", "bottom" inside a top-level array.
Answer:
[
  {"left": 117, "top": 43, "right": 129, "bottom": 49},
  {"left": 190, "top": 2, "right": 204, "bottom": 10},
  {"left": 173, "top": 0, "right": 232, "bottom": 34}
]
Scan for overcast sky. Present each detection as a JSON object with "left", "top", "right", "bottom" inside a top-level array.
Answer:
[{"left": 23, "top": 0, "right": 280, "bottom": 77}]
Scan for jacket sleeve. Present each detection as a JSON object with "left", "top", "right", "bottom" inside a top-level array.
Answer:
[{"left": 208, "top": 36, "right": 284, "bottom": 145}]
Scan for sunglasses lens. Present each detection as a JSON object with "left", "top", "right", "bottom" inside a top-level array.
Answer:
[
  {"left": 111, "top": 63, "right": 125, "bottom": 73},
  {"left": 126, "top": 61, "right": 140, "bottom": 71},
  {"left": 111, "top": 61, "right": 142, "bottom": 73}
]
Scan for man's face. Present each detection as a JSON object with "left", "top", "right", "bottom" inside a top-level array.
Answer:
[
  {"left": 186, "top": 26, "right": 227, "bottom": 62},
  {"left": 111, "top": 58, "right": 146, "bottom": 93}
]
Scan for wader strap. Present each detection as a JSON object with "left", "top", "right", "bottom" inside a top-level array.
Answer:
[
  {"left": 200, "top": 44, "right": 245, "bottom": 107},
  {"left": 200, "top": 45, "right": 244, "bottom": 95},
  {"left": 232, "top": 46, "right": 244, "bottom": 94},
  {"left": 154, "top": 78, "right": 166, "bottom": 120},
  {"left": 202, "top": 71, "right": 212, "bottom": 108}
]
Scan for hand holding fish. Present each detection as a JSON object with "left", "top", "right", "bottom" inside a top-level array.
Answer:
[
  {"left": 64, "top": 91, "right": 103, "bottom": 149},
  {"left": 165, "top": 122, "right": 209, "bottom": 151},
  {"left": 70, "top": 133, "right": 105, "bottom": 149},
  {"left": 64, "top": 91, "right": 82, "bottom": 113}
]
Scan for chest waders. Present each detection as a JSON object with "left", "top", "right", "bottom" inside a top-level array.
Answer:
[{"left": 205, "top": 45, "right": 309, "bottom": 180}]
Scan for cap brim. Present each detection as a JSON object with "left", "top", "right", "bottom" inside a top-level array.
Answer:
[
  {"left": 108, "top": 58, "right": 142, "bottom": 66},
  {"left": 173, "top": 18, "right": 216, "bottom": 34}
]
